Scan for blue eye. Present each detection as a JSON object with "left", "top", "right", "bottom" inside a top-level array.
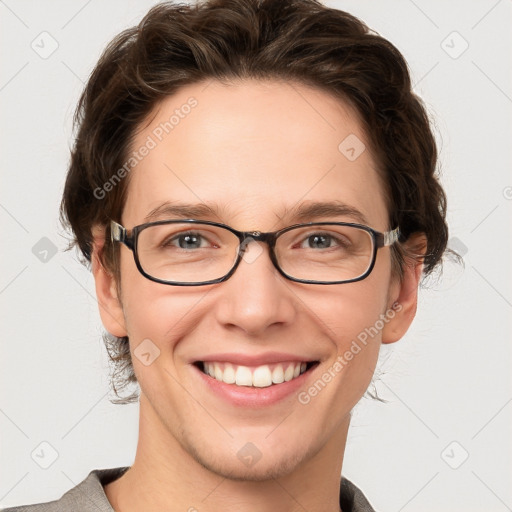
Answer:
[
  {"left": 163, "top": 232, "right": 208, "bottom": 250},
  {"left": 297, "top": 232, "right": 351, "bottom": 251},
  {"left": 305, "top": 234, "right": 334, "bottom": 249}
]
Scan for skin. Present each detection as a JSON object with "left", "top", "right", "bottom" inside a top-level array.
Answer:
[{"left": 93, "top": 79, "right": 425, "bottom": 511}]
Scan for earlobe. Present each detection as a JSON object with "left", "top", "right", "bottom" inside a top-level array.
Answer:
[
  {"left": 381, "top": 234, "right": 427, "bottom": 344},
  {"left": 91, "top": 229, "right": 127, "bottom": 338}
]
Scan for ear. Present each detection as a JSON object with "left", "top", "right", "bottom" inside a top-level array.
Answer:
[
  {"left": 91, "top": 225, "right": 127, "bottom": 338},
  {"left": 381, "top": 233, "right": 427, "bottom": 344}
]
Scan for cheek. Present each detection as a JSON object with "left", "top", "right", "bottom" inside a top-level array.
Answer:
[
  {"left": 291, "top": 285, "right": 388, "bottom": 428},
  {"left": 119, "top": 283, "right": 209, "bottom": 401},
  {"left": 122, "top": 282, "right": 204, "bottom": 344},
  {"left": 117, "top": 250, "right": 196, "bottom": 348},
  {"left": 309, "top": 267, "right": 392, "bottom": 391},
  {"left": 311, "top": 266, "right": 391, "bottom": 346}
]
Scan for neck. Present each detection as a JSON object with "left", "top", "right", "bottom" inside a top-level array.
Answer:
[{"left": 105, "top": 393, "right": 349, "bottom": 512}]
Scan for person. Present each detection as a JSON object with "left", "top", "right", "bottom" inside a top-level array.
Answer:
[{"left": 4, "top": 0, "right": 451, "bottom": 510}]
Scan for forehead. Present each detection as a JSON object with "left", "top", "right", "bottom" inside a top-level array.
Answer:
[{"left": 123, "top": 79, "right": 389, "bottom": 231}]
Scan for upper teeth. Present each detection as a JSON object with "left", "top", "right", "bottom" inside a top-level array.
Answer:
[{"left": 203, "top": 362, "right": 308, "bottom": 388}]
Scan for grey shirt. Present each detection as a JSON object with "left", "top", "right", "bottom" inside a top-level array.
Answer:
[{"left": 2, "top": 467, "right": 376, "bottom": 511}]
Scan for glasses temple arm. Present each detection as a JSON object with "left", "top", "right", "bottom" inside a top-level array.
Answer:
[
  {"left": 110, "top": 220, "right": 126, "bottom": 243},
  {"left": 382, "top": 226, "right": 401, "bottom": 247}
]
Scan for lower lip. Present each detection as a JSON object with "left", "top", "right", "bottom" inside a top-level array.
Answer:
[{"left": 194, "top": 364, "right": 316, "bottom": 408}]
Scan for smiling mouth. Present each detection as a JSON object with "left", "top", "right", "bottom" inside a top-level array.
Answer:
[{"left": 194, "top": 361, "right": 319, "bottom": 388}]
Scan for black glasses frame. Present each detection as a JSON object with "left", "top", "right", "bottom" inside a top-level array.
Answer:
[{"left": 110, "top": 219, "right": 401, "bottom": 286}]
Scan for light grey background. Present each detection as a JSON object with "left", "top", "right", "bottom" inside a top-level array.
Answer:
[{"left": 1, "top": 1, "right": 511, "bottom": 510}]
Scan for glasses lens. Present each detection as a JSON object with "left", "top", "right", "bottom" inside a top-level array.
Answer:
[
  {"left": 137, "top": 223, "right": 239, "bottom": 283},
  {"left": 275, "top": 224, "right": 374, "bottom": 283}
]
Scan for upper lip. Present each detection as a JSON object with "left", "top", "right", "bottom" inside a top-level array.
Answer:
[{"left": 194, "top": 352, "right": 319, "bottom": 367}]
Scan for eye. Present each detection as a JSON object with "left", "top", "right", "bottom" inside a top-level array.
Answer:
[
  {"left": 162, "top": 231, "right": 213, "bottom": 250},
  {"left": 298, "top": 232, "right": 350, "bottom": 250}
]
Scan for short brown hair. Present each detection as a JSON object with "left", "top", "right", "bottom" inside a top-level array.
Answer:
[{"left": 61, "top": 0, "right": 451, "bottom": 403}]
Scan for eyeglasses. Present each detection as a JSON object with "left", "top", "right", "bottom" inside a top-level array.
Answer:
[{"left": 110, "top": 219, "right": 401, "bottom": 286}]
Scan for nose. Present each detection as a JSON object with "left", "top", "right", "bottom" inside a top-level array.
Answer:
[{"left": 214, "top": 239, "right": 296, "bottom": 337}]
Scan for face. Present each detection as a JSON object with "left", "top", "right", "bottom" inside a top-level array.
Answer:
[{"left": 96, "top": 79, "right": 411, "bottom": 481}]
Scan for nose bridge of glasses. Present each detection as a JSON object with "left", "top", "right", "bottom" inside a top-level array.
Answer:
[{"left": 238, "top": 230, "right": 275, "bottom": 252}]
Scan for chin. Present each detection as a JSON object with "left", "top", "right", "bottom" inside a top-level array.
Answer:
[{"left": 185, "top": 434, "right": 315, "bottom": 482}]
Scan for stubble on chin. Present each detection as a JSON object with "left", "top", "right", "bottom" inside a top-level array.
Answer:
[{"left": 180, "top": 429, "right": 319, "bottom": 482}]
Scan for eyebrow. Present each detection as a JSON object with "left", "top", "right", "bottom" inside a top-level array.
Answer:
[
  {"left": 283, "top": 200, "right": 369, "bottom": 225},
  {"left": 143, "top": 200, "right": 369, "bottom": 226},
  {"left": 144, "top": 202, "right": 222, "bottom": 223}
]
